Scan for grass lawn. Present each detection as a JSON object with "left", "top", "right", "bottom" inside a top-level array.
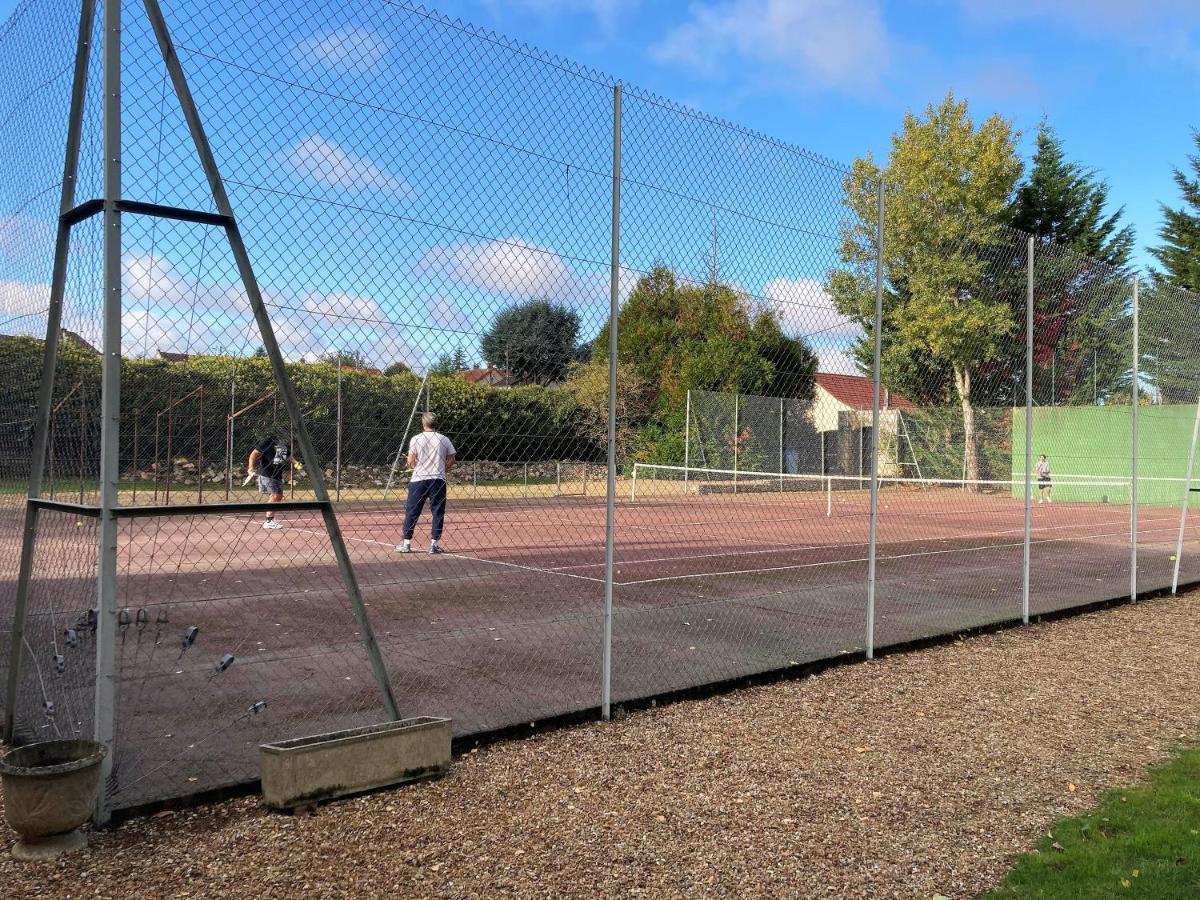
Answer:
[{"left": 986, "top": 746, "right": 1200, "bottom": 899}]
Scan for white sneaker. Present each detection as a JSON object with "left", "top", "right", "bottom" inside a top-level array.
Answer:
[
  {"left": 396, "top": 542, "right": 412, "bottom": 554},
  {"left": 262, "top": 519, "right": 282, "bottom": 530}
]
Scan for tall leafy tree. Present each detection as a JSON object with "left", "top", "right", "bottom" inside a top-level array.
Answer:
[
  {"left": 828, "top": 93, "right": 1023, "bottom": 483},
  {"left": 1010, "top": 121, "right": 1134, "bottom": 268},
  {"left": 1150, "top": 130, "right": 1200, "bottom": 293},
  {"left": 596, "top": 265, "right": 818, "bottom": 409},
  {"left": 1145, "top": 131, "right": 1200, "bottom": 402},
  {"left": 1007, "top": 121, "right": 1134, "bottom": 406},
  {"left": 480, "top": 299, "right": 581, "bottom": 386}
]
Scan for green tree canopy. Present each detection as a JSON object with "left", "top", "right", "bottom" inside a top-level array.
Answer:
[
  {"left": 1006, "top": 121, "right": 1134, "bottom": 407},
  {"left": 1151, "top": 129, "right": 1200, "bottom": 293},
  {"left": 596, "top": 266, "right": 817, "bottom": 415},
  {"left": 1010, "top": 121, "right": 1134, "bottom": 268},
  {"left": 319, "top": 350, "right": 371, "bottom": 369},
  {"left": 828, "top": 92, "right": 1023, "bottom": 483},
  {"left": 480, "top": 299, "right": 581, "bottom": 386}
]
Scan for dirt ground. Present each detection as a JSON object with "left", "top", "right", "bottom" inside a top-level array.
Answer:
[{"left": 2, "top": 592, "right": 1198, "bottom": 899}]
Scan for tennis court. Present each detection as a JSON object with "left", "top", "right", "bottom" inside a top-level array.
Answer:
[{"left": 6, "top": 466, "right": 1196, "bottom": 810}]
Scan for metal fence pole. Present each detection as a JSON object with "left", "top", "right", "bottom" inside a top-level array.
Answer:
[
  {"left": 601, "top": 84, "right": 621, "bottom": 721},
  {"left": 778, "top": 397, "right": 784, "bottom": 490},
  {"left": 1171, "top": 390, "right": 1200, "bottom": 593},
  {"left": 226, "top": 354, "right": 235, "bottom": 499},
  {"left": 92, "top": 0, "right": 123, "bottom": 825},
  {"left": 3, "top": 264, "right": 87, "bottom": 733},
  {"left": 1130, "top": 276, "right": 1139, "bottom": 601},
  {"left": 866, "top": 181, "right": 884, "bottom": 660},
  {"left": 1023, "top": 236, "right": 1033, "bottom": 624}
]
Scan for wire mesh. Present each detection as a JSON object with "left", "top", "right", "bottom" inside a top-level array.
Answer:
[{"left": 3, "top": 0, "right": 1200, "bottom": 817}]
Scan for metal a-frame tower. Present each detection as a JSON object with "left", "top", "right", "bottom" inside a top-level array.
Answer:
[{"left": 1, "top": 0, "right": 400, "bottom": 824}]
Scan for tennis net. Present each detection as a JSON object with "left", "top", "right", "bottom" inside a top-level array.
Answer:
[{"left": 629, "top": 463, "right": 1137, "bottom": 512}]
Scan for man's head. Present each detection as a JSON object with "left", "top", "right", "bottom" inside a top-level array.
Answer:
[
  {"left": 1039, "top": 454, "right": 1046, "bottom": 461},
  {"left": 422, "top": 412, "right": 438, "bottom": 431}
]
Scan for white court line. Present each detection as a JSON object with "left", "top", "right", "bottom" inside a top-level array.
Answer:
[
  {"left": 553, "top": 508, "right": 1185, "bottom": 573},
  {"left": 617, "top": 522, "right": 1177, "bottom": 587}
]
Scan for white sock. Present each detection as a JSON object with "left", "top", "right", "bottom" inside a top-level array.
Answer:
[
  {"left": 431, "top": 539, "right": 440, "bottom": 548},
  {"left": 402, "top": 539, "right": 411, "bottom": 548}
]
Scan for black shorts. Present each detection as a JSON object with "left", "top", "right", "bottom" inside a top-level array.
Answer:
[{"left": 1037, "top": 477, "right": 1051, "bottom": 487}]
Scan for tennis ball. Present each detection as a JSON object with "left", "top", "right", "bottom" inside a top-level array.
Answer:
[{"left": 1170, "top": 555, "right": 1177, "bottom": 561}]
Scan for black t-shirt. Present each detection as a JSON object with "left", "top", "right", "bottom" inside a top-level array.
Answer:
[{"left": 255, "top": 436, "right": 290, "bottom": 480}]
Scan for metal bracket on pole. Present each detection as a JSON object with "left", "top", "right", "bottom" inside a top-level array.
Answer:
[
  {"left": 141, "top": 0, "right": 400, "bottom": 723},
  {"left": 1023, "top": 237, "right": 1033, "bottom": 624},
  {"left": 601, "top": 84, "right": 622, "bottom": 720},
  {"left": 1130, "top": 277, "right": 1139, "bottom": 601},
  {"left": 3, "top": 0, "right": 96, "bottom": 744},
  {"left": 866, "top": 181, "right": 884, "bottom": 659}
]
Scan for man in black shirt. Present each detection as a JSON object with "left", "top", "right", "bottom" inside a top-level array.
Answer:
[{"left": 248, "top": 433, "right": 290, "bottom": 530}]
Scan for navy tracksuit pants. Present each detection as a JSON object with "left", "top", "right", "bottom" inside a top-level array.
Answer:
[{"left": 402, "top": 478, "right": 447, "bottom": 541}]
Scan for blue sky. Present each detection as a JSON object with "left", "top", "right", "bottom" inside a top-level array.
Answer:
[
  {"left": 0, "top": 0, "right": 1197, "bottom": 375},
  {"left": 439, "top": 0, "right": 1199, "bottom": 269}
]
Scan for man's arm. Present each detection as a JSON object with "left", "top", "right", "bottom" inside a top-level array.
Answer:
[
  {"left": 247, "top": 447, "right": 261, "bottom": 475},
  {"left": 445, "top": 453, "right": 456, "bottom": 472}
]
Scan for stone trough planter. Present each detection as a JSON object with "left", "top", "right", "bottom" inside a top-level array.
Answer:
[
  {"left": 260, "top": 717, "right": 451, "bottom": 810},
  {"left": 0, "top": 740, "right": 106, "bottom": 861}
]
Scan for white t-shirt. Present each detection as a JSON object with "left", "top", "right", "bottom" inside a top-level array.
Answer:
[{"left": 409, "top": 431, "right": 456, "bottom": 482}]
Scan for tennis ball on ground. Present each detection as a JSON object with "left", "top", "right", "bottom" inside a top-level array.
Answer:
[{"left": 1170, "top": 555, "right": 1177, "bottom": 561}]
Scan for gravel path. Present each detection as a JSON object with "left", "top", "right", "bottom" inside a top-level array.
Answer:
[{"left": 3, "top": 594, "right": 1199, "bottom": 899}]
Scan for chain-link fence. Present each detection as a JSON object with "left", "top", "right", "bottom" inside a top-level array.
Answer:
[{"left": 3, "top": 0, "right": 1200, "bottom": 819}]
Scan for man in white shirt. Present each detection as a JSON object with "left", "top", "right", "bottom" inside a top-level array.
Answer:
[{"left": 397, "top": 413, "right": 456, "bottom": 554}]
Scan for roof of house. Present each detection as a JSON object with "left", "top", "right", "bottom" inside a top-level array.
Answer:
[
  {"left": 159, "top": 350, "right": 190, "bottom": 363},
  {"left": 455, "top": 365, "right": 515, "bottom": 386},
  {"left": 814, "top": 372, "right": 914, "bottom": 411}
]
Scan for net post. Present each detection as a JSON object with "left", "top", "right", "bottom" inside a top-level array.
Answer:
[
  {"left": 866, "top": 179, "right": 884, "bottom": 660},
  {"left": 335, "top": 355, "right": 342, "bottom": 501},
  {"left": 733, "top": 392, "right": 739, "bottom": 494},
  {"left": 630, "top": 463, "right": 637, "bottom": 500},
  {"left": 1171, "top": 383, "right": 1200, "bottom": 593},
  {"left": 602, "top": 84, "right": 622, "bottom": 722},
  {"left": 93, "top": 0, "right": 124, "bottom": 825},
  {"left": 1130, "top": 276, "right": 1139, "bottom": 601},
  {"left": 778, "top": 397, "right": 784, "bottom": 492},
  {"left": 1023, "top": 236, "right": 1033, "bottom": 624},
  {"left": 684, "top": 389, "right": 690, "bottom": 495}
]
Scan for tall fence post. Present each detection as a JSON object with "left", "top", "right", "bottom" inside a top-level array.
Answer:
[
  {"left": 866, "top": 180, "right": 884, "bottom": 660},
  {"left": 1023, "top": 236, "right": 1034, "bottom": 624},
  {"left": 601, "top": 84, "right": 622, "bottom": 721},
  {"left": 93, "top": 0, "right": 124, "bottom": 824},
  {"left": 1130, "top": 276, "right": 1139, "bottom": 601}
]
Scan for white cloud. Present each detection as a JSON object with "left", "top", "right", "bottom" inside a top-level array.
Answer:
[
  {"left": 292, "top": 27, "right": 393, "bottom": 75},
  {"left": 302, "top": 291, "right": 385, "bottom": 326},
  {"left": 653, "top": 0, "right": 892, "bottom": 94},
  {"left": 286, "top": 136, "right": 413, "bottom": 195},
  {"left": 764, "top": 276, "right": 860, "bottom": 340},
  {"left": 961, "top": 0, "right": 1198, "bottom": 31},
  {"left": 426, "top": 295, "right": 472, "bottom": 332},
  {"left": 123, "top": 253, "right": 186, "bottom": 304},
  {"left": 484, "top": 0, "right": 634, "bottom": 34},
  {"left": 817, "top": 349, "right": 860, "bottom": 375},
  {"left": 415, "top": 238, "right": 580, "bottom": 301},
  {"left": 0, "top": 212, "right": 48, "bottom": 261},
  {"left": 0, "top": 279, "right": 52, "bottom": 329}
]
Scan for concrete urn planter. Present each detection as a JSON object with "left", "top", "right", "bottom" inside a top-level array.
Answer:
[
  {"left": 0, "top": 740, "right": 106, "bottom": 861},
  {"left": 261, "top": 716, "right": 451, "bottom": 810}
]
